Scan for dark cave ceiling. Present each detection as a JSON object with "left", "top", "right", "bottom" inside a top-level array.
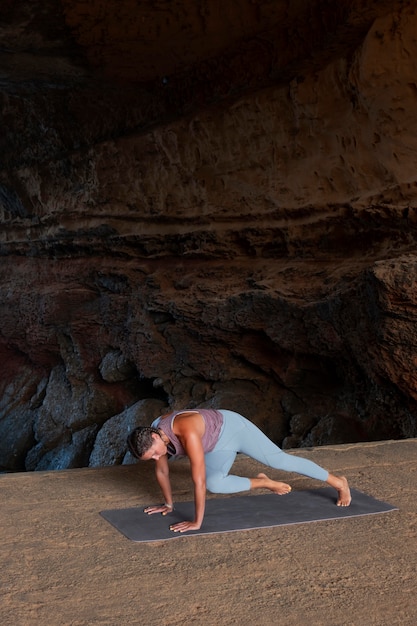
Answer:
[{"left": 0, "top": 0, "right": 397, "bottom": 95}]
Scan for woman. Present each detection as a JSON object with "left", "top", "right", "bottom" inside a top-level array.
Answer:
[{"left": 127, "top": 408, "right": 351, "bottom": 533}]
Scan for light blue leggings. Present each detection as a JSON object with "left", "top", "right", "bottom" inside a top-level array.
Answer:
[{"left": 204, "top": 410, "right": 329, "bottom": 494}]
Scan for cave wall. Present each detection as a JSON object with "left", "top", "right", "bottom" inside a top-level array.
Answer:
[{"left": 1, "top": 0, "right": 417, "bottom": 471}]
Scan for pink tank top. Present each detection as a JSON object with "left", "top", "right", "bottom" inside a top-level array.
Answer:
[{"left": 152, "top": 409, "right": 224, "bottom": 457}]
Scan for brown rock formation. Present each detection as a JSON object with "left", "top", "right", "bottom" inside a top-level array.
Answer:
[{"left": 1, "top": 0, "right": 417, "bottom": 471}]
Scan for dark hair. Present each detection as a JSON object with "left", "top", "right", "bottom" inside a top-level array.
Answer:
[{"left": 127, "top": 426, "right": 161, "bottom": 459}]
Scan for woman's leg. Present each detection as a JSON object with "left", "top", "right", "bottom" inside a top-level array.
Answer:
[
  {"left": 204, "top": 448, "right": 250, "bottom": 494},
  {"left": 204, "top": 410, "right": 298, "bottom": 494},
  {"left": 218, "top": 410, "right": 329, "bottom": 479},
  {"left": 209, "top": 410, "right": 351, "bottom": 505}
]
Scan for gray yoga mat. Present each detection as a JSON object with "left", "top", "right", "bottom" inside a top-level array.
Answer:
[{"left": 100, "top": 488, "right": 398, "bottom": 542}]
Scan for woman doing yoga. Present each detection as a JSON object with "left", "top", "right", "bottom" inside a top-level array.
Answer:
[{"left": 127, "top": 408, "right": 351, "bottom": 533}]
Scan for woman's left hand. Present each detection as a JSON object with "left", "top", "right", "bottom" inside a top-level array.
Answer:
[
  {"left": 144, "top": 504, "right": 173, "bottom": 516},
  {"left": 169, "top": 520, "right": 201, "bottom": 533}
]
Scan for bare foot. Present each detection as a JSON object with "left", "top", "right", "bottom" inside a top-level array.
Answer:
[
  {"left": 336, "top": 476, "right": 351, "bottom": 507},
  {"left": 251, "top": 472, "right": 292, "bottom": 495}
]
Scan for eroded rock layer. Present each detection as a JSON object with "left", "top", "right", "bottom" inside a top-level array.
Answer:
[{"left": 1, "top": 0, "right": 417, "bottom": 471}]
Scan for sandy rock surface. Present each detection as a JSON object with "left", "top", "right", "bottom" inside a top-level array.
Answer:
[{"left": 1, "top": 439, "right": 416, "bottom": 625}]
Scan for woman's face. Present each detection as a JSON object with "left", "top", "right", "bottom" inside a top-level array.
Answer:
[{"left": 141, "top": 433, "right": 167, "bottom": 461}]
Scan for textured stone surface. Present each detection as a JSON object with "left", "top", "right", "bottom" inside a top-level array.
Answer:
[
  {"left": 1, "top": 440, "right": 416, "bottom": 625},
  {"left": 1, "top": 1, "right": 417, "bottom": 471}
]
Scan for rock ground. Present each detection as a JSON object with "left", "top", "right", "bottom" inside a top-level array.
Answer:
[{"left": 1, "top": 439, "right": 416, "bottom": 625}]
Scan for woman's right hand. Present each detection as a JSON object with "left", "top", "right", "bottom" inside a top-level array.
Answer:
[{"left": 144, "top": 504, "right": 173, "bottom": 516}]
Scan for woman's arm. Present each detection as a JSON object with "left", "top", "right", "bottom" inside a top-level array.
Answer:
[
  {"left": 169, "top": 414, "right": 207, "bottom": 533},
  {"left": 144, "top": 454, "right": 174, "bottom": 516}
]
